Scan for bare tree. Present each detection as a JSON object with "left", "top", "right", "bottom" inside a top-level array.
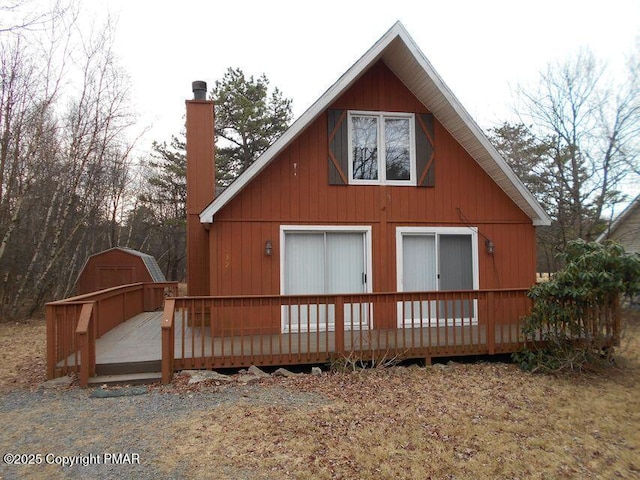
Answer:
[
  {"left": 616, "top": 36, "right": 640, "bottom": 178},
  {"left": 511, "top": 47, "right": 640, "bottom": 268},
  {"left": 0, "top": 0, "right": 69, "bottom": 35},
  {"left": 0, "top": 27, "right": 65, "bottom": 308},
  {"left": 135, "top": 136, "right": 187, "bottom": 281},
  {"left": 0, "top": 6, "right": 138, "bottom": 318}
]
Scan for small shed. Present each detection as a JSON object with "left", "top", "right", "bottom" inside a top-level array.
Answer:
[{"left": 76, "top": 247, "right": 166, "bottom": 295}]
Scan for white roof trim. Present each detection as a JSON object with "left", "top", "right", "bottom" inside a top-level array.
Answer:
[
  {"left": 200, "top": 21, "right": 551, "bottom": 226},
  {"left": 596, "top": 194, "right": 640, "bottom": 243}
]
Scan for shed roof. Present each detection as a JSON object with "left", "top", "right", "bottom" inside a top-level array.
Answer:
[{"left": 200, "top": 21, "right": 551, "bottom": 226}]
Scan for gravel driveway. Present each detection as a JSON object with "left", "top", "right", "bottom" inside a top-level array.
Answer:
[{"left": 0, "top": 378, "right": 329, "bottom": 480}]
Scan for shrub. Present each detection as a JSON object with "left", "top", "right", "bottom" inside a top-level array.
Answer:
[{"left": 514, "top": 240, "right": 640, "bottom": 373}]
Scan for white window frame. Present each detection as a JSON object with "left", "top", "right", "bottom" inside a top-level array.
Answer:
[
  {"left": 396, "top": 226, "right": 479, "bottom": 327},
  {"left": 280, "top": 225, "right": 373, "bottom": 333},
  {"left": 347, "top": 110, "right": 416, "bottom": 186}
]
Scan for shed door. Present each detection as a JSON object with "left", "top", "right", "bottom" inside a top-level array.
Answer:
[
  {"left": 283, "top": 231, "right": 369, "bottom": 332},
  {"left": 97, "top": 266, "right": 134, "bottom": 290}
]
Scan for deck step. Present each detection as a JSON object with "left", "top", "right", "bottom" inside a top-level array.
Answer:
[
  {"left": 96, "top": 360, "right": 162, "bottom": 376},
  {"left": 88, "top": 372, "right": 162, "bottom": 386}
]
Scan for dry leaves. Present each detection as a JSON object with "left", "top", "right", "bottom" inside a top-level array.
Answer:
[
  {"left": 1, "top": 312, "right": 639, "bottom": 479},
  {"left": 0, "top": 318, "right": 47, "bottom": 393},
  {"left": 154, "top": 325, "right": 640, "bottom": 479}
]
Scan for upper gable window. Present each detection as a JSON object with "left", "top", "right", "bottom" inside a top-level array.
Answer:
[{"left": 348, "top": 111, "right": 416, "bottom": 185}]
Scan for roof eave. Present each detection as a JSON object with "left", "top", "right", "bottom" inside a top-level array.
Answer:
[
  {"left": 199, "top": 22, "right": 403, "bottom": 224},
  {"left": 596, "top": 194, "right": 640, "bottom": 242},
  {"left": 387, "top": 27, "right": 551, "bottom": 226},
  {"left": 200, "top": 21, "right": 551, "bottom": 227}
]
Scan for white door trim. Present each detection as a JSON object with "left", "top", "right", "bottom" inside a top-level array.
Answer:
[
  {"left": 280, "top": 225, "right": 373, "bottom": 333},
  {"left": 396, "top": 226, "right": 479, "bottom": 327}
]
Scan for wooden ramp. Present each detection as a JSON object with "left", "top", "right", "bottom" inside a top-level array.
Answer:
[
  {"left": 56, "top": 311, "right": 164, "bottom": 381},
  {"left": 96, "top": 311, "right": 163, "bottom": 364}
]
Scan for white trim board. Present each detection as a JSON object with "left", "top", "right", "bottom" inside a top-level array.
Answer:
[
  {"left": 395, "top": 226, "right": 479, "bottom": 327},
  {"left": 347, "top": 111, "right": 417, "bottom": 186},
  {"left": 199, "top": 22, "right": 550, "bottom": 226},
  {"left": 279, "top": 225, "right": 373, "bottom": 333}
]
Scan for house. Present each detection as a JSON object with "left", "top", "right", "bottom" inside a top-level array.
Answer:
[
  {"left": 596, "top": 195, "right": 640, "bottom": 254},
  {"left": 75, "top": 247, "right": 166, "bottom": 295},
  {"left": 184, "top": 21, "right": 550, "bottom": 337},
  {"left": 46, "top": 23, "right": 623, "bottom": 385}
]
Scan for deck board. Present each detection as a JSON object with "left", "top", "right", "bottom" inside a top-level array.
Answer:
[
  {"left": 97, "top": 312, "right": 163, "bottom": 363},
  {"left": 58, "top": 311, "right": 523, "bottom": 369}
]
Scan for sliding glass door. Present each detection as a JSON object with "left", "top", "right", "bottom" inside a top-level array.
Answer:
[
  {"left": 397, "top": 227, "right": 478, "bottom": 326},
  {"left": 282, "top": 227, "right": 371, "bottom": 332}
]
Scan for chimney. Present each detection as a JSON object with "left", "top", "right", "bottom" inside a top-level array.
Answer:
[
  {"left": 192, "top": 80, "right": 207, "bottom": 100},
  {"left": 185, "top": 80, "right": 215, "bottom": 296}
]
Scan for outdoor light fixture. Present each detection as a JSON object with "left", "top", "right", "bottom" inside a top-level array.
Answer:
[
  {"left": 485, "top": 239, "right": 495, "bottom": 255},
  {"left": 264, "top": 240, "right": 273, "bottom": 256}
]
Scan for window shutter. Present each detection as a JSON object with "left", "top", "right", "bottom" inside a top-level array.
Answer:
[
  {"left": 415, "top": 113, "right": 435, "bottom": 187},
  {"left": 327, "top": 109, "right": 349, "bottom": 185}
]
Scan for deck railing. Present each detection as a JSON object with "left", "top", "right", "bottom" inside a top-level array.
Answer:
[
  {"left": 530, "top": 294, "right": 622, "bottom": 348},
  {"left": 46, "top": 284, "right": 620, "bottom": 387},
  {"left": 161, "top": 288, "right": 536, "bottom": 383},
  {"left": 46, "top": 282, "right": 178, "bottom": 385}
]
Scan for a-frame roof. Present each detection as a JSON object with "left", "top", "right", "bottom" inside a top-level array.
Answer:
[{"left": 200, "top": 21, "right": 551, "bottom": 226}]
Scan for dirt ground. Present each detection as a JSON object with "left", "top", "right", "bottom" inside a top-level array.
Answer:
[
  {"left": 0, "top": 317, "right": 47, "bottom": 393},
  {"left": 0, "top": 312, "right": 639, "bottom": 479}
]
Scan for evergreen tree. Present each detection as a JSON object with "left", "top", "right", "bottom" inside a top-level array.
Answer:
[
  {"left": 138, "top": 136, "right": 187, "bottom": 280},
  {"left": 211, "top": 67, "right": 293, "bottom": 186},
  {"left": 488, "top": 123, "right": 560, "bottom": 272}
]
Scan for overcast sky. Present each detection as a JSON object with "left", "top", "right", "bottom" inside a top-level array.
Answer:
[{"left": 89, "top": 0, "right": 639, "bottom": 202}]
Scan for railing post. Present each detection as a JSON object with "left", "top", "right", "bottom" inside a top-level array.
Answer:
[
  {"left": 612, "top": 294, "right": 621, "bottom": 346},
  {"left": 162, "top": 298, "right": 176, "bottom": 384},
  {"left": 487, "top": 291, "right": 496, "bottom": 355},
  {"left": 94, "top": 299, "right": 100, "bottom": 339},
  {"left": 76, "top": 303, "right": 95, "bottom": 388},
  {"left": 334, "top": 296, "right": 345, "bottom": 355},
  {"left": 78, "top": 331, "right": 89, "bottom": 387},
  {"left": 122, "top": 290, "right": 126, "bottom": 325},
  {"left": 46, "top": 305, "right": 56, "bottom": 380},
  {"left": 89, "top": 308, "right": 96, "bottom": 378},
  {"left": 143, "top": 283, "right": 150, "bottom": 311}
]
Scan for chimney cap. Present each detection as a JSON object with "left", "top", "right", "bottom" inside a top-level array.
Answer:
[{"left": 192, "top": 80, "right": 207, "bottom": 100}]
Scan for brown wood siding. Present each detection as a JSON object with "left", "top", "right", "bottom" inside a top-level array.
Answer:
[
  {"left": 209, "top": 60, "right": 536, "bottom": 303},
  {"left": 76, "top": 250, "right": 153, "bottom": 295},
  {"left": 185, "top": 100, "right": 214, "bottom": 295}
]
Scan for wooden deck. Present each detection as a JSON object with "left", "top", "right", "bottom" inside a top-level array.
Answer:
[
  {"left": 173, "top": 323, "right": 520, "bottom": 358},
  {"left": 58, "top": 310, "right": 521, "bottom": 373},
  {"left": 47, "top": 282, "right": 179, "bottom": 383},
  {"left": 46, "top": 286, "right": 620, "bottom": 386}
]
